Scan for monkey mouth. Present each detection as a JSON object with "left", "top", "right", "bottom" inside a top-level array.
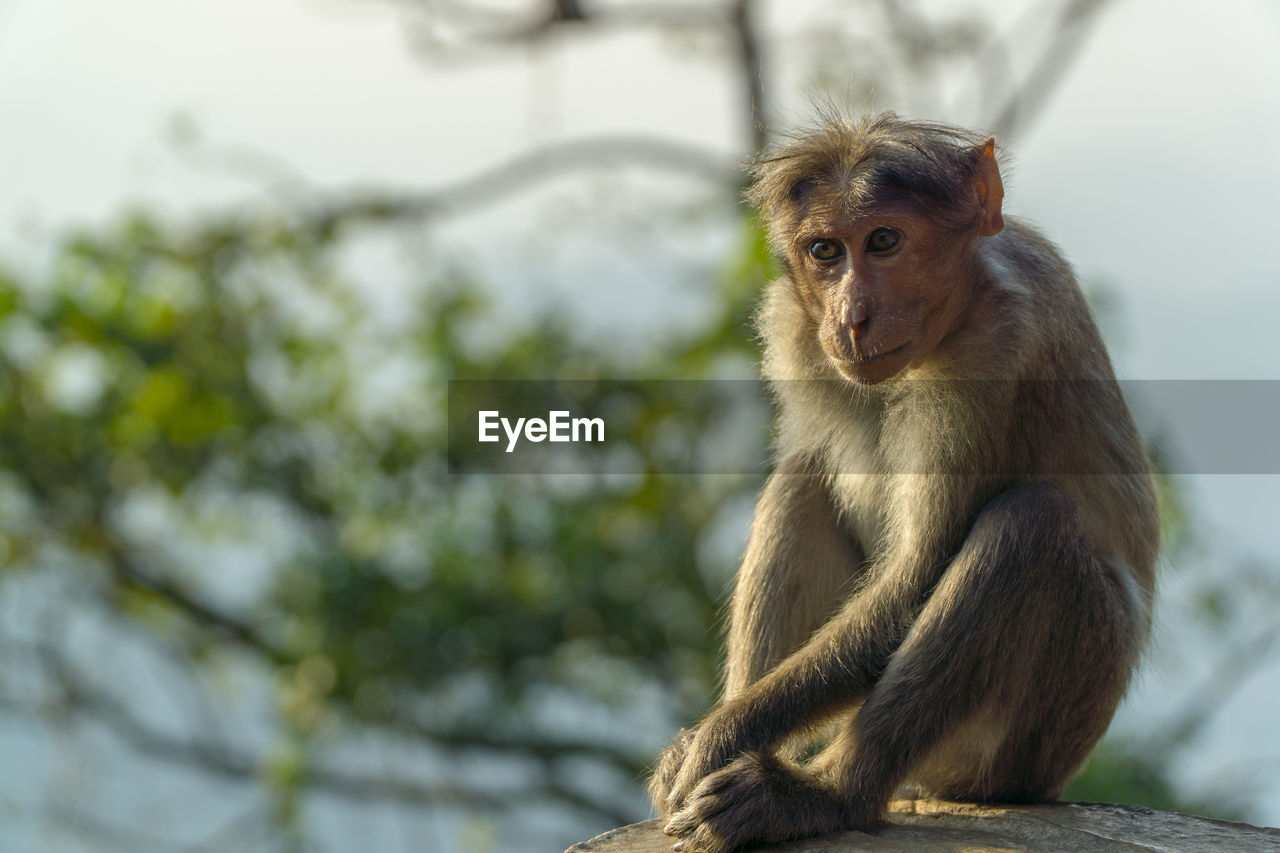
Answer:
[{"left": 849, "top": 342, "right": 910, "bottom": 364}]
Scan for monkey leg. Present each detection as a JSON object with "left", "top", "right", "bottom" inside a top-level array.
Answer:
[
  {"left": 665, "top": 483, "right": 1144, "bottom": 851},
  {"left": 831, "top": 482, "right": 1143, "bottom": 813}
]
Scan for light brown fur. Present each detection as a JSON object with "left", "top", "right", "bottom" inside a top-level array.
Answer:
[{"left": 649, "top": 113, "right": 1159, "bottom": 853}]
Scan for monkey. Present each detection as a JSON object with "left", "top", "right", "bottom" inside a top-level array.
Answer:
[{"left": 648, "top": 113, "right": 1159, "bottom": 853}]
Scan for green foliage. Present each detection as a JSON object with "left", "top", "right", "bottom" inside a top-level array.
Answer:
[{"left": 0, "top": 207, "right": 769, "bottom": 792}]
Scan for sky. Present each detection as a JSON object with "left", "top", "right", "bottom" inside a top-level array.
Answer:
[
  {"left": 3, "top": 0, "right": 1279, "bottom": 378},
  {"left": 3, "top": 0, "right": 1280, "bottom": 845}
]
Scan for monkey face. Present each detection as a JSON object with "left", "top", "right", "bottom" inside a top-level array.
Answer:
[
  {"left": 791, "top": 207, "right": 973, "bottom": 385},
  {"left": 747, "top": 116, "right": 1006, "bottom": 385}
]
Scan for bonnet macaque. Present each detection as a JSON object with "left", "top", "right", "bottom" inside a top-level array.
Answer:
[{"left": 650, "top": 114, "right": 1159, "bottom": 853}]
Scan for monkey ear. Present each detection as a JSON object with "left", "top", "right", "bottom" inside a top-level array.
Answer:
[{"left": 973, "top": 138, "right": 1005, "bottom": 237}]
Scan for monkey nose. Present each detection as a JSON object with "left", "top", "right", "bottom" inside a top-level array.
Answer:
[{"left": 844, "top": 303, "right": 870, "bottom": 337}]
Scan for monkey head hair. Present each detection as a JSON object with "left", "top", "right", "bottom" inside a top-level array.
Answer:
[{"left": 745, "top": 112, "right": 1001, "bottom": 249}]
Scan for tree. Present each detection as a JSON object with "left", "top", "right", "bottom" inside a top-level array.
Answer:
[{"left": 0, "top": 2, "right": 1252, "bottom": 851}]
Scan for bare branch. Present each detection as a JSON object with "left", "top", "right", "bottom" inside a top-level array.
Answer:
[
  {"left": 1159, "top": 624, "right": 1280, "bottom": 750},
  {"left": 102, "top": 545, "right": 292, "bottom": 665},
  {"left": 90, "top": 547, "right": 656, "bottom": 779},
  {"left": 393, "top": 719, "right": 652, "bottom": 778},
  {"left": 306, "top": 134, "right": 740, "bottom": 234},
  {"left": 377, "top": 0, "right": 727, "bottom": 62},
  {"left": 984, "top": 0, "right": 1118, "bottom": 137},
  {"left": 4, "top": 640, "right": 640, "bottom": 829},
  {"left": 730, "top": 0, "right": 766, "bottom": 152}
]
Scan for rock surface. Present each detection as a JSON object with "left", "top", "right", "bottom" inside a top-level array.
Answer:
[{"left": 566, "top": 799, "right": 1280, "bottom": 853}]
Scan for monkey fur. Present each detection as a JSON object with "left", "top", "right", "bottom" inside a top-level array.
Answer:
[{"left": 650, "top": 113, "right": 1159, "bottom": 853}]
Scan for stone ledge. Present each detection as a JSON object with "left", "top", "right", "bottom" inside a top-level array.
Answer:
[{"left": 566, "top": 799, "right": 1280, "bottom": 852}]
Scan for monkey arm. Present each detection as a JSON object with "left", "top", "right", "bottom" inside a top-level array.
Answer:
[
  {"left": 705, "top": 471, "right": 985, "bottom": 772},
  {"left": 663, "top": 550, "right": 933, "bottom": 814},
  {"left": 661, "top": 469, "right": 984, "bottom": 815},
  {"left": 724, "top": 454, "right": 866, "bottom": 698},
  {"left": 649, "top": 454, "right": 864, "bottom": 814}
]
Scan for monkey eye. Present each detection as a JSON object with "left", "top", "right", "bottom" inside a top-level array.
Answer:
[
  {"left": 808, "top": 239, "right": 845, "bottom": 262},
  {"left": 865, "top": 228, "right": 900, "bottom": 253}
]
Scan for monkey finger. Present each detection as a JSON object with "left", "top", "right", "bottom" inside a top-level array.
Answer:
[
  {"left": 664, "top": 768, "right": 723, "bottom": 821},
  {"left": 670, "top": 821, "right": 734, "bottom": 853},
  {"left": 689, "top": 767, "right": 738, "bottom": 798},
  {"left": 662, "top": 805, "right": 707, "bottom": 838},
  {"left": 663, "top": 767, "right": 689, "bottom": 809},
  {"left": 649, "top": 731, "right": 700, "bottom": 815},
  {"left": 663, "top": 797, "right": 727, "bottom": 838},
  {"left": 672, "top": 826, "right": 727, "bottom": 853},
  {"left": 666, "top": 802, "right": 752, "bottom": 853},
  {"left": 664, "top": 765, "right": 709, "bottom": 815},
  {"left": 663, "top": 771, "right": 752, "bottom": 837}
]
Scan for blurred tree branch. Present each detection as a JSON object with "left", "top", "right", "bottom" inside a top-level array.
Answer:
[
  {"left": 104, "top": 545, "right": 292, "bottom": 665},
  {"left": 6, "top": 633, "right": 640, "bottom": 828},
  {"left": 106, "top": 552, "right": 654, "bottom": 774},
  {"left": 175, "top": 0, "right": 1125, "bottom": 236},
  {"left": 1160, "top": 624, "right": 1280, "bottom": 750},
  {"left": 306, "top": 134, "right": 742, "bottom": 235},
  {"left": 984, "top": 0, "right": 1119, "bottom": 137},
  {"left": 3, "top": 1, "right": 1230, "bottom": 850},
  {"left": 371, "top": 0, "right": 728, "bottom": 58},
  {"left": 304, "top": 0, "right": 1118, "bottom": 234}
]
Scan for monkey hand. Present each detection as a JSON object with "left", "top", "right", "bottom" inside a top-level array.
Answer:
[
  {"left": 661, "top": 712, "right": 745, "bottom": 815},
  {"left": 648, "top": 727, "right": 696, "bottom": 816},
  {"left": 662, "top": 752, "right": 869, "bottom": 853}
]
